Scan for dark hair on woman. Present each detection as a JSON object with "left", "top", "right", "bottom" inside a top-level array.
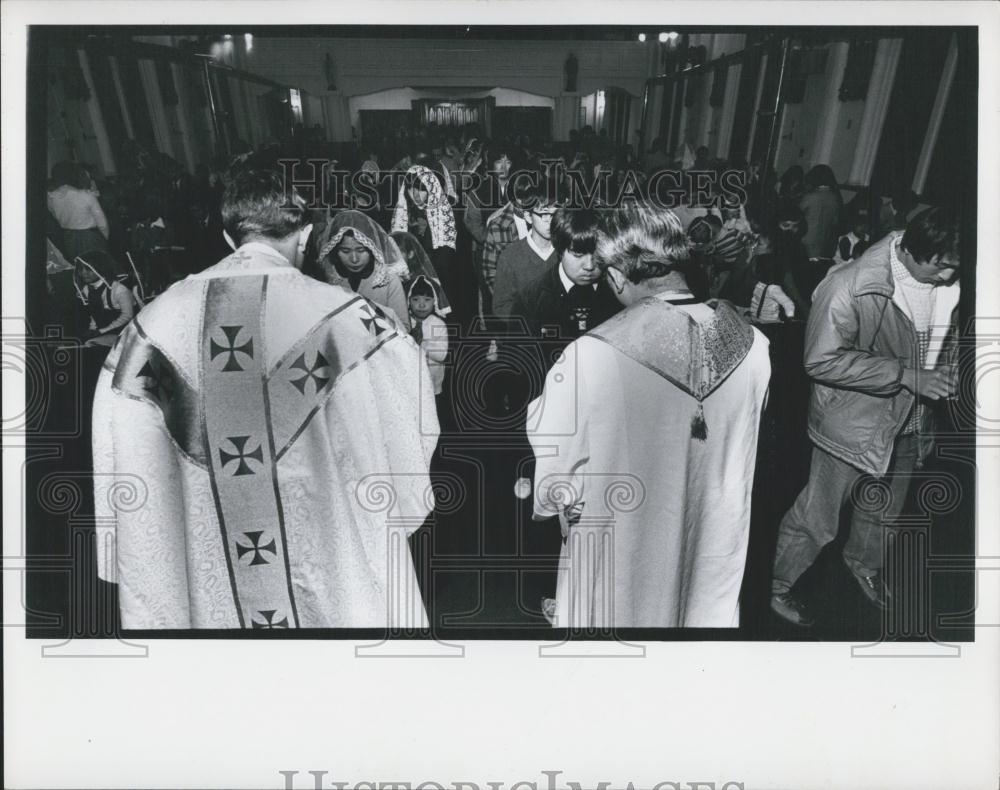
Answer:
[
  {"left": 403, "top": 165, "right": 447, "bottom": 202},
  {"left": 50, "top": 161, "right": 90, "bottom": 189},
  {"left": 848, "top": 201, "right": 871, "bottom": 227},
  {"left": 779, "top": 165, "right": 804, "bottom": 191},
  {"left": 76, "top": 249, "right": 121, "bottom": 280},
  {"left": 50, "top": 161, "right": 76, "bottom": 187},
  {"left": 513, "top": 172, "right": 567, "bottom": 211},
  {"left": 891, "top": 186, "right": 918, "bottom": 214},
  {"left": 221, "top": 169, "right": 306, "bottom": 246},
  {"left": 806, "top": 164, "right": 839, "bottom": 190},
  {"left": 484, "top": 139, "right": 517, "bottom": 164},
  {"left": 551, "top": 208, "right": 600, "bottom": 259},
  {"left": 745, "top": 197, "right": 776, "bottom": 236},
  {"left": 776, "top": 198, "right": 806, "bottom": 225},
  {"left": 901, "top": 207, "right": 960, "bottom": 264},
  {"left": 687, "top": 214, "right": 723, "bottom": 249}
]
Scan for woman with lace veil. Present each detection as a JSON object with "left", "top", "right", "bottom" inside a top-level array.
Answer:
[
  {"left": 308, "top": 210, "right": 412, "bottom": 329},
  {"left": 390, "top": 165, "right": 460, "bottom": 320}
]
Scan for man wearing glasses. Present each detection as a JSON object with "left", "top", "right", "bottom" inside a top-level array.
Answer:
[
  {"left": 770, "top": 207, "right": 961, "bottom": 626},
  {"left": 492, "top": 176, "right": 563, "bottom": 320}
]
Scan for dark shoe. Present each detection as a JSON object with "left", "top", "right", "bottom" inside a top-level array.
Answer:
[
  {"left": 848, "top": 567, "right": 890, "bottom": 609},
  {"left": 770, "top": 592, "right": 815, "bottom": 627}
]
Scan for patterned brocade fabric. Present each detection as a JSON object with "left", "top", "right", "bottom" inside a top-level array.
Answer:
[
  {"left": 589, "top": 298, "right": 755, "bottom": 401},
  {"left": 94, "top": 250, "right": 435, "bottom": 629}
]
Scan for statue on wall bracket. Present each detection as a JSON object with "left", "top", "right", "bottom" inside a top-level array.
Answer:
[{"left": 564, "top": 52, "right": 578, "bottom": 93}]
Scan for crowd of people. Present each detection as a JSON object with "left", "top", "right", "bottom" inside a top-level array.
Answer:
[{"left": 43, "top": 122, "right": 962, "bottom": 632}]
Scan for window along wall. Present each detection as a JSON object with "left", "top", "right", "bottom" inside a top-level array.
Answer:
[
  {"left": 645, "top": 29, "right": 968, "bottom": 202},
  {"left": 44, "top": 36, "right": 315, "bottom": 178}
]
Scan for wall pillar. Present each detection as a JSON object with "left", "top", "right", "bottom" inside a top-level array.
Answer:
[
  {"left": 715, "top": 62, "right": 742, "bottom": 159},
  {"left": 697, "top": 81, "right": 715, "bottom": 149},
  {"left": 108, "top": 56, "right": 135, "bottom": 139},
  {"left": 553, "top": 93, "right": 580, "bottom": 140},
  {"left": 323, "top": 93, "right": 353, "bottom": 142},
  {"left": 168, "top": 62, "right": 198, "bottom": 173},
  {"left": 810, "top": 42, "right": 850, "bottom": 168},
  {"left": 644, "top": 81, "right": 664, "bottom": 147},
  {"left": 627, "top": 92, "right": 644, "bottom": 151},
  {"left": 912, "top": 33, "right": 958, "bottom": 195},
  {"left": 137, "top": 59, "right": 176, "bottom": 159},
  {"left": 76, "top": 50, "right": 116, "bottom": 175},
  {"left": 745, "top": 52, "right": 768, "bottom": 164},
  {"left": 848, "top": 37, "right": 903, "bottom": 186}
]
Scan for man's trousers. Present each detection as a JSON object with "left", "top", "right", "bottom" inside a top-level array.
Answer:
[{"left": 771, "top": 434, "right": 919, "bottom": 595}]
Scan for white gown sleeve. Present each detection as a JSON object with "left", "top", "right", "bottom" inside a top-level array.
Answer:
[
  {"left": 92, "top": 359, "right": 118, "bottom": 585},
  {"left": 92, "top": 333, "right": 193, "bottom": 628},
  {"left": 526, "top": 339, "right": 590, "bottom": 519}
]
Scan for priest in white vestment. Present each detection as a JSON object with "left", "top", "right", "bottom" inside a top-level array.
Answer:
[
  {"left": 526, "top": 204, "right": 771, "bottom": 628},
  {"left": 92, "top": 170, "right": 439, "bottom": 629}
]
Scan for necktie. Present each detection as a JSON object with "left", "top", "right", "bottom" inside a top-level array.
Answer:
[{"left": 568, "top": 284, "right": 596, "bottom": 307}]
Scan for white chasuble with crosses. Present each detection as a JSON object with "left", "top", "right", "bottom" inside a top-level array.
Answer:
[{"left": 93, "top": 243, "right": 439, "bottom": 629}]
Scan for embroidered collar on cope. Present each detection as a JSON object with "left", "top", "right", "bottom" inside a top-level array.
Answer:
[{"left": 590, "top": 297, "right": 754, "bottom": 401}]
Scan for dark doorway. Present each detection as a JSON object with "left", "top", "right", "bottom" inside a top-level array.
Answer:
[
  {"left": 492, "top": 106, "right": 552, "bottom": 142},
  {"left": 359, "top": 109, "right": 414, "bottom": 149}
]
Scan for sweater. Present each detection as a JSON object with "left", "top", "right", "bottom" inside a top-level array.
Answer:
[{"left": 493, "top": 237, "right": 555, "bottom": 318}]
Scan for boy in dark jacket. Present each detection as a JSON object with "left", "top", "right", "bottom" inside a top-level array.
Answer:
[{"left": 509, "top": 207, "right": 622, "bottom": 401}]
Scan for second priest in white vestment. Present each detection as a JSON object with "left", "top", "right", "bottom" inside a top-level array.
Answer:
[{"left": 527, "top": 204, "right": 771, "bottom": 628}]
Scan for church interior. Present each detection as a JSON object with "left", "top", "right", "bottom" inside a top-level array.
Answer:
[{"left": 24, "top": 25, "right": 978, "bottom": 641}]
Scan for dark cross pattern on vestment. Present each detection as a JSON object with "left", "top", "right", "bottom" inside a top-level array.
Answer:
[
  {"left": 359, "top": 302, "right": 391, "bottom": 337},
  {"left": 209, "top": 325, "right": 254, "bottom": 372},
  {"left": 289, "top": 350, "right": 331, "bottom": 395},
  {"left": 136, "top": 360, "right": 174, "bottom": 402},
  {"left": 219, "top": 435, "right": 264, "bottom": 476},
  {"left": 251, "top": 609, "right": 289, "bottom": 629},
  {"left": 235, "top": 530, "right": 277, "bottom": 566}
]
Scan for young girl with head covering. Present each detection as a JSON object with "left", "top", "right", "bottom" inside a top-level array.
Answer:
[
  {"left": 391, "top": 165, "right": 460, "bottom": 321},
  {"left": 390, "top": 230, "right": 452, "bottom": 316},
  {"left": 309, "top": 210, "right": 411, "bottom": 329},
  {"left": 73, "top": 249, "right": 137, "bottom": 346},
  {"left": 407, "top": 274, "right": 449, "bottom": 398}
]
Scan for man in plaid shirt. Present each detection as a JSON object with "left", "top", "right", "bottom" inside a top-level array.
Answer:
[{"left": 480, "top": 176, "right": 534, "bottom": 298}]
